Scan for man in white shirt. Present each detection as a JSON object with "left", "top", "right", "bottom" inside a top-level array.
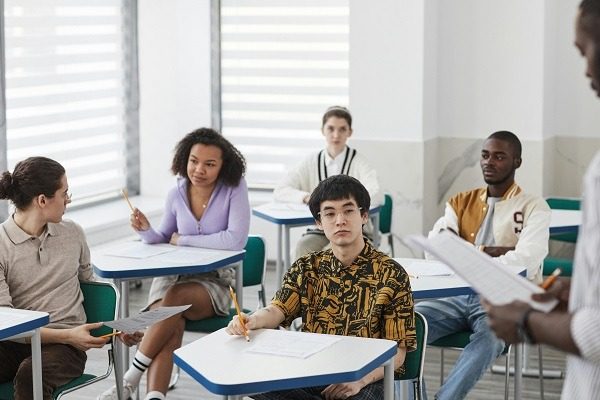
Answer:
[{"left": 485, "top": 1, "right": 600, "bottom": 398}]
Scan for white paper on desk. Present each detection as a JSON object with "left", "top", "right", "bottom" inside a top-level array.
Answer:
[
  {"left": 401, "top": 259, "right": 454, "bottom": 277},
  {"left": 403, "top": 232, "right": 558, "bottom": 312},
  {"left": 103, "top": 305, "right": 191, "bottom": 333},
  {"left": 246, "top": 330, "right": 341, "bottom": 359},
  {"left": 150, "top": 248, "right": 215, "bottom": 265},
  {"left": 104, "top": 242, "right": 176, "bottom": 259}
]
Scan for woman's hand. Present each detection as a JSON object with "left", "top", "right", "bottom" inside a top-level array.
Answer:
[
  {"left": 130, "top": 208, "right": 150, "bottom": 231},
  {"left": 117, "top": 331, "right": 144, "bottom": 347},
  {"left": 169, "top": 232, "right": 181, "bottom": 245}
]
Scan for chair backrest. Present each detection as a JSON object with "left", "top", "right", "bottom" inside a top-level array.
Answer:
[
  {"left": 397, "top": 311, "right": 428, "bottom": 381},
  {"left": 379, "top": 194, "right": 393, "bottom": 234},
  {"left": 546, "top": 197, "right": 581, "bottom": 210},
  {"left": 80, "top": 281, "right": 119, "bottom": 337},
  {"left": 243, "top": 235, "right": 266, "bottom": 288}
]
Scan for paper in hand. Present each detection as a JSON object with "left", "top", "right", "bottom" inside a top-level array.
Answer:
[
  {"left": 403, "top": 232, "right": 558, "bottom": 312},
  {"left": 103, "top": 304, "right": 191, "bottom": 333}
]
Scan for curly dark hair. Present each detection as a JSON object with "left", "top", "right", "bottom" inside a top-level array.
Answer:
[
  {"left": 0, "top": 156, "right": 65, "bottom": 210},
  {"left": 171, "top": 128, "right": 246, "bottom": 187}
]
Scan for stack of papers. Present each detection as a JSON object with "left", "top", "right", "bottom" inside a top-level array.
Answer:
[
  {"left": 246, "top": 330, "right": 341, "bottom": 359},
  {"left": 399, "top": 259, "right": 454, "bottom": 277}
]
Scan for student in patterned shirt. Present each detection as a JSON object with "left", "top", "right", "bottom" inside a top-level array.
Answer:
[{"left": 227, "top": 175, "right": 416, "bottom": 400}]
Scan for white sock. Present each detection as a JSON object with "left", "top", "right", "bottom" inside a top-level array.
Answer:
[
  {"left": 144, "top": 391, "right": 166, "bottom": 400},
  {"left": 123, "top": 350, "right": 152, "bottom": 387}
]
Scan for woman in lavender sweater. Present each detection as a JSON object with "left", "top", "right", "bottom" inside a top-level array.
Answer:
[{"left": 100, "top": 128, "right": 250, "bottom": 400}]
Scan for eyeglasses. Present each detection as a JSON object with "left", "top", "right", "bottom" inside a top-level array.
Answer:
[{"left": 318, "top": 207, "right": 362, "bottom": 223}]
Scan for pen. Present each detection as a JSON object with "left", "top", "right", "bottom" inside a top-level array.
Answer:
[
  {"left": 540, "top": 268, "right": 562, "bottom": 290},
  {"left": 121, "top": 188, "right": 135, "bottom": 213},
  {"left": 99, "top": 331, "right": 121, "bottom": 339},
  {"left": 229, "top": 286, "right": 250, "bottom": 342}
]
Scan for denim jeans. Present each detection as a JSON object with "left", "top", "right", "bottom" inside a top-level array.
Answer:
[{"left": 411, "top": 295, "right": 505, "bottom": 400}]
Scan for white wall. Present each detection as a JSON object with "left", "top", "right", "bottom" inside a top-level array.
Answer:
[{"left": 138, "top": 0, "right": 212, "bottom": 197}]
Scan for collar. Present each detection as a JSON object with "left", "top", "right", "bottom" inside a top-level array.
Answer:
[
  {"left": 2, "top": 215, "right": 59, "bottom": 244},
  {"left": 324, "top": 146, "right": 348, "bottom": 166},
  {"left": 479, "top": 182, "right": 522, "bottom": 203},
  {"left": 328, "top": 241, "right": 374, "bottom": 273}
]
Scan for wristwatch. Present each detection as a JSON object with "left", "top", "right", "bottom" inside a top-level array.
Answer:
[{"left": 517, "top": 307, "right": 536, "bottom": 344}]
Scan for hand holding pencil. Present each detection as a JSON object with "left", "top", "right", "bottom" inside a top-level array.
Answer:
[
  {"left": 229, "top": 286, "right": 251, "bottom": 342},
  {"left": 122, "top": 189, "right": 150, "bottom": 231}
]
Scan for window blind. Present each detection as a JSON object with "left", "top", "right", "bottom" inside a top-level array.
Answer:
[
  {"left": 4, "top": 0, "right": 130, "bottom": 204},
  {"left": 220, "top": 0, "right": 349, "bottom": 188}
]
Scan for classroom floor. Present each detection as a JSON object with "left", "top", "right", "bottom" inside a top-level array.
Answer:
[{"left": 68, "top": 262, "right": 567, "bottom": 400}]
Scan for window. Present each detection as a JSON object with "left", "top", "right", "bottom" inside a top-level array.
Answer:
[
  {"left": 4, "top": 0, "right": 138, "bottom": 206},
  {"left": 220, "top": 0, "right": 349, "bottom": 188}
]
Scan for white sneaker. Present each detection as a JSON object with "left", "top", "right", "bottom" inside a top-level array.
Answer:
[{"left": 97, "top": 380, "right": 136, "bottom": 400}]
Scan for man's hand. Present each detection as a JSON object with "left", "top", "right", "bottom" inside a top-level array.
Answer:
[
  {"left": 225, "top": 312, "right": 258, "bottom": 336},
  {"left": 481, "top": 299, "right": 531, "bottom": 344},
  {"left": 482, "top": 246, "right": 515, "bottom": 257},
  {"left": 66, "top": 322, "right": 110, "bottom": 351},
  {"left": 533, "top": 277, "right": 571, "bottom": 311},
  {"left": 117, "top": 331, "right": 144, "bottom": 347},
  {"left": 321, "top": 381, "right": 364, "bottom": 400}
]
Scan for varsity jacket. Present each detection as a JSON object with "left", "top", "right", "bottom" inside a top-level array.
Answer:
[{"left": 429, "top": 182, "right": 551, "bottom": 282}]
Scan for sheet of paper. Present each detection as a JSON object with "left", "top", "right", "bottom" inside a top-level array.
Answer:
[
  {"left": 150, "top": 248, "right": 216, "bottom": 264},
  {"left": 104, "top": 242, "right": 177, "bottom": 259},
  {"left": 246, "top": 329, "right": 341, "bottom": 359},
  {"left": 403, "top": 232, "right": 558, "bottom": 312},
  {"left": 103, "top": 305, "right": 191, "bottom": 333},
  {"left": 400, "top": 259, "right": 454, "bottom": 277}
]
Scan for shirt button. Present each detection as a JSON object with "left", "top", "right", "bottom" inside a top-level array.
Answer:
[
  {"left": 470, "top": 233, "right": 475, "bottom": 237},
  {"left": 39, "top": 248, "right": 43, "bottom": 251}
]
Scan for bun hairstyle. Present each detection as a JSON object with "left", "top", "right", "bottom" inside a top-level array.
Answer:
[
  {"left": 0, "top": 157, "right": 66, "bottom": 210},
  {"left": 321, "top": 106, "right": 352, "bottom": 129}
]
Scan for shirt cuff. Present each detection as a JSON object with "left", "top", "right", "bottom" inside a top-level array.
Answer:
[{"left": 571, "top": 307, "right": 600, "bottom": 363}]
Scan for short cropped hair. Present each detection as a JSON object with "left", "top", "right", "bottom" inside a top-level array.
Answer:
[
  {"left": 487, "top": 130, "right": 522, "bottom": 159},
  {"left": 0, "top": 156, "right": 65, "bottom": 210},
  {"left": 580, "top": 0, "right": 600, "bottom": 42},
  {"left": 321, "top": 106, "right": 352, "bottom": 129},
  {"left": 308, "top": 175, "right": 370, "bottom": 221},
  {"left": 171, "top": 128, "right": 246, "bottom": 187}
]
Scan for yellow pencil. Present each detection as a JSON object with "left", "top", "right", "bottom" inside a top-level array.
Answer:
[
  {"left": 229, "top": 286, "right": 250, "bottom": 342},
  {"left": 99, "top": 331, "right": 121, "bottom": 339},
  {"left": 540, "top": 268, "right": 561, "bottom": 290},
  {"left": 121, "top": 188, "right": 135, "bottom": 213}
]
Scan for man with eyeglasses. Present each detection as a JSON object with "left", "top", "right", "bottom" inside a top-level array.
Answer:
[
  {"left": 412, "top": 131, "right": 551, "bottom": 400},
  {"left": 227, "top": 175, "right": 416, "bottom": 400}
]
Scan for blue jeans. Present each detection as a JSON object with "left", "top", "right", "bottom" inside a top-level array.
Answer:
[{"left": 412, "top": 295, "right": 505, "bottom": 400}]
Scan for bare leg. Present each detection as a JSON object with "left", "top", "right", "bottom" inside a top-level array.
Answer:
[{"left": 140, "top": 282, "right": 216, "bottom": 395}]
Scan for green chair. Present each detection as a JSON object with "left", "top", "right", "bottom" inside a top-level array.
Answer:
[
  {"left": 168, "top": 235, "right": 267, "bottom": 390},
  {"left": 379, "top": 194, "right": 395, "bottom": 256},
  {"left": 395, "top": 311, "right": 428, "bottom": 400},
  {"left": 0, "top": 281, "right": 119, "bottom": 400},
  {"left": 546, "top": 197, "right": 581, "bottom": 243}
]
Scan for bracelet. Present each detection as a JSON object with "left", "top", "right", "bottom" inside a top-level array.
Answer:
[{"left": 518, "top": 307, "right": 536, "bottom": 344}]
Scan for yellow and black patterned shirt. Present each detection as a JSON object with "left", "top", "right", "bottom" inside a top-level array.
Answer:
[{"left": 272, "top": 242, "right": 417, "bottom": 373}]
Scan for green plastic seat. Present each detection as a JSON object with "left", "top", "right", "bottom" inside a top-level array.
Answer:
[
  {"left": 0, "top": 281, "right": 119, "bottom": 400},
  {"left": 379, "top": 194, "right": 395, "bottom": 256},
  {"left": 395, "top": 311, "right": 428, "bottom": 400},
  {"left": 546, "top": 197, "right": 581, "bottom": 243}
]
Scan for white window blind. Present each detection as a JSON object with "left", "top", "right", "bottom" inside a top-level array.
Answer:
[
  {"left": 5, "top": 0, "right": 129, "bottom": 203},
  {"left": 221, "top": 0, "right": 349, "bottom": 188}
]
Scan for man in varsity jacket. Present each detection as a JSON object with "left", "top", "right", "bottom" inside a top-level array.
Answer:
[
  {"left": 274, "top": 105, "right": 382, "bottom": 260},
  {"left": 415, "top": 131, "right": 551, "bottom": 400}
]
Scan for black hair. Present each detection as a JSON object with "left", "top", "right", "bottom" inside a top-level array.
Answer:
[
  {"left": 0, "top": 156, "right": 66, "bottom": 210},
  {"left": 308, "top": 175, "right": 370, "bottom": 221},
  {"left": 321, "top": 106, "right": 352, "bottom": 129},
  {"left": 487, "top": 131, "right": 522, "bottom": 159},
  {"left": 171, "top": 128, "right": 246, "bottom": 187},
  {"left": 580, "top": 0, "right": 600, "bottom": 42}
]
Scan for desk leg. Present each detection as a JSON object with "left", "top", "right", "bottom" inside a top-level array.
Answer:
[
  {"left": 113, "top": 338, "right": 124, "bottom": 400},
  {"left": 276, "top": 225, "right": 283, "bottom": 285},
  {"left": 235, "top": 261, "right": 244, "bottom": 309},
  {"left": 115, "top": 279, "right": 130, "bottom": 389},
  {"left": 31, "top": 328, "right": 43, "bottom": 400},
  {"left": 383, "top": 356, "right": 394, "bottom": 400},
  {"left": 284, "top": 225, "right": 291, "bottom": 277},
  {"left": 514, "top": 343, "right": 522, "bottom": 400}
]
